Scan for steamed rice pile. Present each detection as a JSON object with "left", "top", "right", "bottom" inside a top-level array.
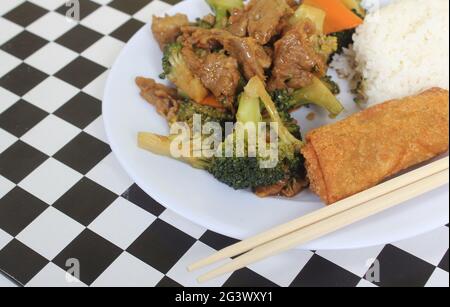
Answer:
[{"left": 341, "top": 0, "right": 449, "bottom": 105}]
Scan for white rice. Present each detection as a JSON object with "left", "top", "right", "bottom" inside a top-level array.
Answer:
[{"left": 334, "top": 0, "right": 449, "bottom": 105}]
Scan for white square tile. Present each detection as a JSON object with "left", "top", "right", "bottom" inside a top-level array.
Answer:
[
  {"left": 27, "top": 11, "right": 76, "bottom": 41},
  {"left": 0, "top": 128, "right": 18, "bottom": 155},
  {"left": 0, "top": 87, "right": 19, "bottom": 114},
  {"left": 0, "top": 0, "right": 23, "bottom": 16},
  {"left": 82, "top": 36, "right": 124, "bottom": 68},
  {"left": 81, "top": 6, "right": 129, "bottom": 35},
  {"left": 0, "top": 274, "right": 17, "bottom": 287},
  {"left": 27, "top": 263, "right": 87, "bottom": 287},
  {"left": 159, "top": 210, "right": 207, "bottom": 240},
  {"left": 22, "top": 114, "right": 80, "bottom": 156},
  {"left": 0, "top": 17, "right": 23, "bottom": 45},
  {"left": 86, "top": 153, "right": 133, "bottom": 195},
  {"left": 28, "top": 0, "right": 67, "bottom": 10},
  {"left": 19, "top": 158, "right": 82, "bottom": 205},
  {"left": 82, "top": 70, "right": 109, "bottom": 100},
  {"left": 23, "top": 76, "right": 79, "bottom": 113},
  {"left": 393, "top": 227, "right": 450, "bottom": 266},
  {"left": 248, "top": 249, "right": 315, "bottom": 287},
  {"left": 167, "top": 241, "right": 231, "bottom": 287},
  {"left": 0, "top": 50, "right": 21, "bottom": 77},
  {"left": 92, "top": 252, "right": 164, "bottom": 287},
  {"left": 316, "top": 245, "right": 385, "bottom": 277},
  {"left": 0, "top": 174, "right": 15, "bottom": 199},
  {"left": 426, "top": 268, "right": 449, "bottom": 288},
  {"left": 0, "top": 228, "right": 13, "bottom": 250},
  {"left": 357, "top": 279, "right": 378, "bottom": 287},
  {"left": 134, "top": 0, "right": 172, "bottom": 22},
  {"left": 17, "top": 207, "right": 84, "bottom": 260},
  {"left": 25, "top": 42, "right": 78, "bottom": 75},
  {"left": 84, "top": 115, "right": 108, "bottom": 143},
  {"left": 88, "top": 197, "right": 156, "bottom": 249}
]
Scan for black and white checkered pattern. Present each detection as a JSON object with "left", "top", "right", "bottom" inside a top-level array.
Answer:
[{"left": 0, "top": 0, "right": 448, "bottom": 287}]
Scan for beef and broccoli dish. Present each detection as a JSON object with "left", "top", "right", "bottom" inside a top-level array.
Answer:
[{"left": 137, "top": 0, "right": 366, "bottom": 198}]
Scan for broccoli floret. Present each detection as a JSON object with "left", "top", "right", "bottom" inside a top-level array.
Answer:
[
  {"left": 138, "top": 132, "right": 210, "bottom": 169},
  {"left": 209, "top": 88, "right": 298, "bottom": 190},
  {"left": 211, "top": 78, "right": 305, "bottom": 191},
  {"left": 206, "top": 0, "right": 244, "bottom": 28},
  {"left": 208, "top": 155, "right": 287, "bottom": 190},
  {"left": 278, "top": 111, "right": 302, "bottom": 139},
  {"left": 138, "top": 77, "right": 305, "bottom": 192},
  {"left": 268, "top": 91, "right": 302, "bottom": 138},
  {"left": 330, "top": 29, "right": 355, "bottom": 54},
  {"left": 209, "top": 77, "right": 305, "bottom": 190},
  {"left": 313, "top": 34, "right": 338, "bottom": 61},
  {"left": 176, "top": 99, "right": 234, "bottom": 128},
  {"left": 321, "top": 75, "right": 340, "bottom": 95},
  {"left": 272, "top": 89, "right": 297, "bottom": 114},
  {"left": 272, "top": 76, "right": 344, "bottom": 118},
  {"left": 243, "top": 77, "right": 304, "bottom": 149},
  {"left": 160, "top": 42, "right": 181, "bottom": 79},
  {"left": 160, "top": 42, "right": 208, "bottom": 103}
]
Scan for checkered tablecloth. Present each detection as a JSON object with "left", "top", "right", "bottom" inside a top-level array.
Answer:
[{"left": 0, "top": 0, "right": 448, "bottom": 288}]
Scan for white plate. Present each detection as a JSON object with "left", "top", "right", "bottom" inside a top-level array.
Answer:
[{"left": 103, "top": 0, "right": 449, "bottom": 250}]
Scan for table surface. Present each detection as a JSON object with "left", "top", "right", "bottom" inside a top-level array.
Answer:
[{"left": 0, "top": 0, "right": 448, "bottom": 287}]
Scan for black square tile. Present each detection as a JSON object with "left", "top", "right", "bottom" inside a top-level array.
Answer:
[
  {"left": 55, "top": 0, "right": 100, "bottom": 20},
  {"left": 0, "top": 187, "right": 49, "bottom": 236},
  {"left": 55, "top": 57, "right": 106, "bottom": 89},
  {"left": 108, "top": 0, "right": 152, "bottom": 15},
  {"left": 0, "top": 63, "right": 48, "bottom": 96},
  {"left": 0, "top": 141, "right": 48, "bottom": 184},
  {"left": 438, "top": 250, "right": 449, "bottom": 272},
  {"left": 0, "top": 100, "right": 48, "bottom": 137},
  {"left": 156, "top": 276, "right": 182, "bottom": 287},
  {"left": 122, "top": 184, "right": 165, "bottom": 217},
  {"left": 290, "top": 254, "right": 361, "bottom": 287},
  {"left": 53, "top": 229, "right": 123, "bottom": 285},
  {"left": 53, "top": 177, "right": 117, "bottom": 226},
  {"left": 111, "top": 18, "right": 145, "bottom": 43},
  {"left": 1, "top": 31, "right": 48, "bottom": 60},
  {"left": 223, "top": 268, "right": 279, "bottom": 287},
  {"left": 366, "top": 245, "right": 435, "bottom": 287},
  {"left": 54, "top": 132, "right": 111, "bottom": 175},
  {"left": 127, "top": 219, "right": 196, "bottom": 274},
  {"left": 3, "top": 2, "right": 48, "bottom": 27},
  {"left": 199, "top": 230, "right": 240, "bottom": 251},
  {"left": 55, "top": 25, "right": 103, "bottom": 53},
  {"left": 54, "top": 92, "right": 101, "bottom": 129},
  {"left": 0, "top": 239, "right": 49, "bottom": 285}
]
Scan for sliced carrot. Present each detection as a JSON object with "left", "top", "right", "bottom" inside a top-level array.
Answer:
[
  {"left": 303, "top": 0, "right": 363, "bottom": 34},
  {"left": 198, "top": 95, "right": 225, "bottom": 109}
]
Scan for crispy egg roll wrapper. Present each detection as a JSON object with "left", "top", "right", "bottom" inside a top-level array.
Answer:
[{"left": 302, "top": 88, "right": 449, "bottom": 205}]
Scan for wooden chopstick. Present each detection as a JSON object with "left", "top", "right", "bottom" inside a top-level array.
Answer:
[
  {"left": 188, "top": 156, "right": 449, "bottom": 273},
  {"left": 197, "top": 167, "right": 449, "bottom": 283}
]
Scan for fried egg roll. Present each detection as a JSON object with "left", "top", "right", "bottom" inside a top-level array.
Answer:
[{"left": 302, "top": 88, "right": 449, "bottom": 205}]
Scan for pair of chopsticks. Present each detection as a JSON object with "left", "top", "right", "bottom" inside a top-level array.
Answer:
[{"left": 189, "top": 156, "right": 449, "bottom": 283}]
